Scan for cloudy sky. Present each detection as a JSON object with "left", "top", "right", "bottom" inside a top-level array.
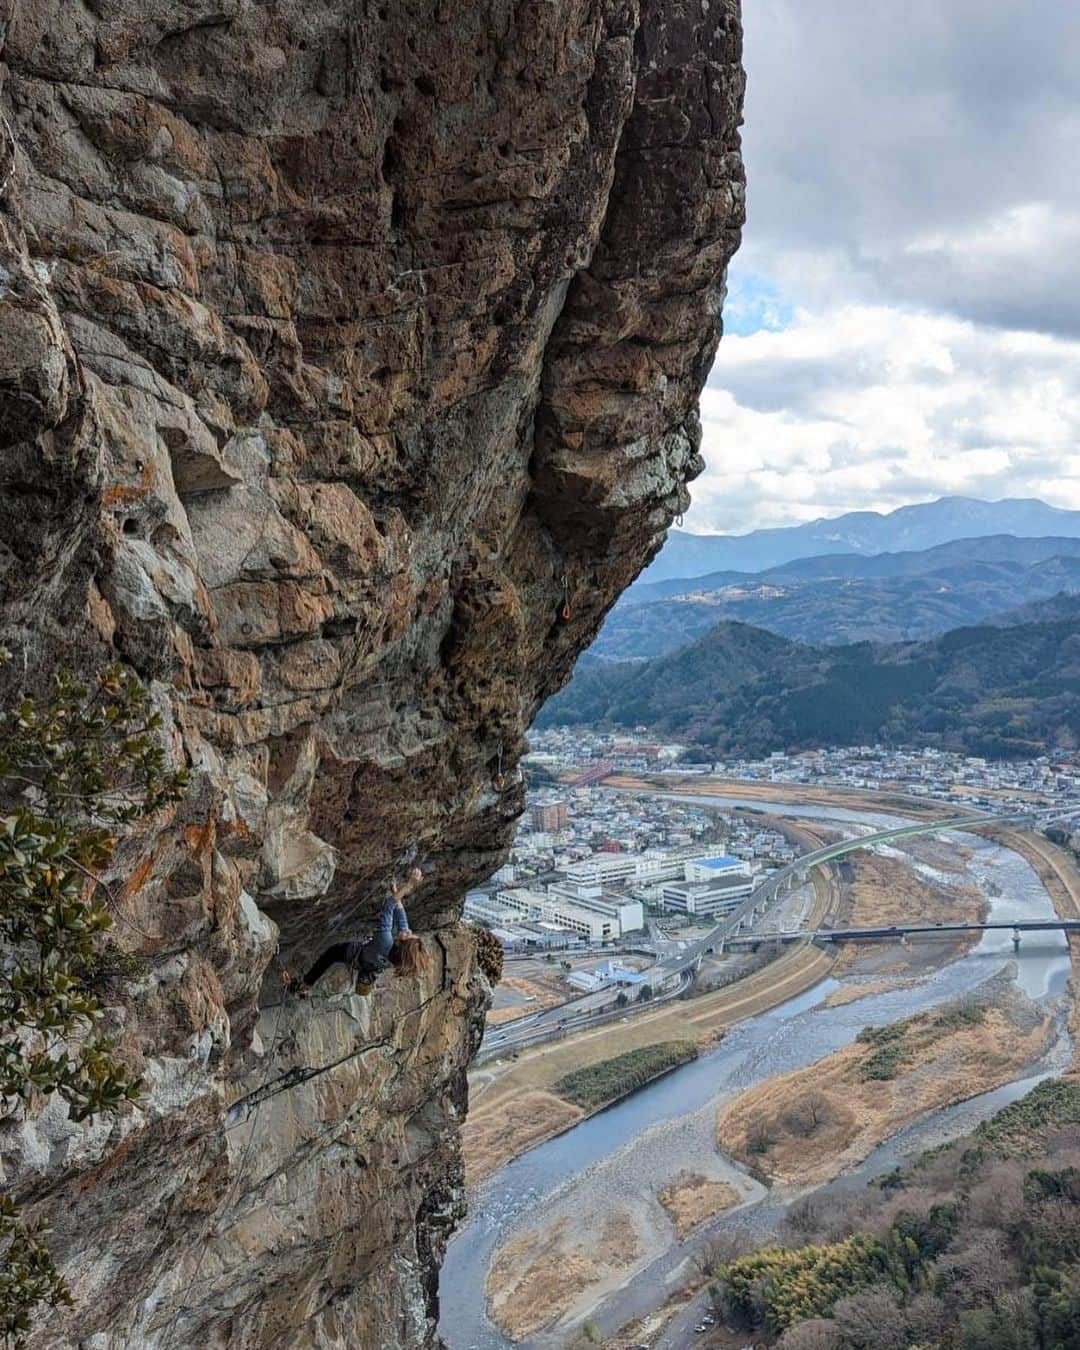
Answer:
[{"left": 694, "top": 0, "right": 1080, "bottom": 534}]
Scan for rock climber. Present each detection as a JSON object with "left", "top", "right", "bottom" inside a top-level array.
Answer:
[{"left": 296, "top": 865, "right": 428, "bottom": 996}]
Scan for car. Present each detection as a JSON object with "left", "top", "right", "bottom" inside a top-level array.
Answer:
[
  {"left": 702, "top": 1314, "right": 715, "bottom": 1325},
  {"left": 694, "top": 1325, "right": 708, "bottom": 1334}
]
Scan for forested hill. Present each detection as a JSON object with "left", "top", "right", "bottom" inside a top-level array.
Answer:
[{"left": 538, "top": 599, "right": 1080, "bottom": 758}]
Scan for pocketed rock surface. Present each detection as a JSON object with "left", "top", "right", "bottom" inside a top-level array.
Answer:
[{"left": 0, "top": 2, "right": 744, "bottom": 1345}]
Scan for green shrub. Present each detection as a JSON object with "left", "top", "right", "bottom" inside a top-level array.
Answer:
[
  {"left": 956, "top": 1079, "right": 1080, "bottom": 1173},
  {"left": 718, "top": 1233, "right": 907, "bottom": 1331},
  {"left": 0, "top": 659, "right": 187, "bottom": 1344},
  {"left": 932, "top": 1004, "right": 986, "bottom": 1031},
  {"left": 860, "top": 1042, "right": 908, "bottom": 1081},
  {"left": 856, "top": 1023, "right": 906, "bottom": 1046},
  {"left": 554, "top": 1041, "right": 698, "bottom": 1110},
  {"left": 74, "top": 941, "right": 151, "bottom": 991}
]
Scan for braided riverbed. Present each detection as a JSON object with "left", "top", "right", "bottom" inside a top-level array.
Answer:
[{"left": 439, "top": 804, "right": 1071, "bottom": 1350}]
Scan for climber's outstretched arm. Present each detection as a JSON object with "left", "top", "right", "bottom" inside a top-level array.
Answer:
[
  {"left": 391, "top": 865, "right": 423, "bottom": 903},
  {"left": 390, "top": 866, "right": 422, "bottom": 934}
]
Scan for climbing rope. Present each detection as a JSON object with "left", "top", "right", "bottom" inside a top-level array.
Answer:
[
  {"left": 0, "top": 112, "right": 17, "bottom": 201},
  {"left": 160, "top": 969, "right": 291, "bottom": 1350},
  {"left": 493, "top": 744, "right": 506, "bottom": 791}
]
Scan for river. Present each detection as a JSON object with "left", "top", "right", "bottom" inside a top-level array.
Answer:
[{"left": 439, "top": 804, "right": 1071, "bottom": 1350}]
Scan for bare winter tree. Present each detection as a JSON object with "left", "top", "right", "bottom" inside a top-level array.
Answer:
[
  {"left": 693, "top": 1226, "right": 757, "bottom": 1278},
  {"left": 776, "top": 1319, "right": 841, "bottom": 1350},
  {"left": 830, "top": 1284, "right": 908, "bottom": 1350},
  {"left": 932, "top": 1230, "right": 1018, "bottom": 1309},
  {"left": 783, "top": 1090, "right": 831, "bottom": 1137}
]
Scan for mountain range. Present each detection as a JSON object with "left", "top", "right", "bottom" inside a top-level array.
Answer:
[
  {"left": 643, "top": 496, "right": 1080, "bottom": 581},
  {"left": 593, "top": 535, "right": 1080, "bottom": 659},
  {"left": 540, "top": 595, "right": 1080, "bottom": 759}
]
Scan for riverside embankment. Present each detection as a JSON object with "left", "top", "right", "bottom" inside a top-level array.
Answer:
[{"left": 439, "top": 798, "right": 1074, "bottom": 1350}]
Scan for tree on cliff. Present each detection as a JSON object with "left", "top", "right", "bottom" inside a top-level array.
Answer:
[{"left": 0, "top": 654, "right": 187, "bottom": 1346}]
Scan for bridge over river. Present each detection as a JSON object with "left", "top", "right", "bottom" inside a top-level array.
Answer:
[{"left": 729, "top": 918, "right": 1080, "bottom": 950}]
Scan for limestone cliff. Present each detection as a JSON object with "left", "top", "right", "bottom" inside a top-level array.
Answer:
[{"left": 0, "top": 1, "right": 744, "bottom": 1345}]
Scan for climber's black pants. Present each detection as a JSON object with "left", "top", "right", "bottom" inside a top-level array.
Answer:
[
  {"left": 303, "top": 938, "right": 391, "bottom": 988},
  {"left": 303, "top": 941, "right": 361, "bottom": 987}
]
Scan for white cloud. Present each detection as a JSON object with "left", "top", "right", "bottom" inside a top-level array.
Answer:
[
  {"left": 687, "top": 0, "right": 1080, "bottom": 534},
  {"left": 737, "top": 0, "right": 1080, "bottom": 330},
  {"left": 691, "top": 305, "right": 1080, "bottom": 532}
]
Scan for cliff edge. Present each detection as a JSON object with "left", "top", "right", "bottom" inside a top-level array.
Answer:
[{"left": 0, "top": 1, "right": 744, "bottom": 1344}]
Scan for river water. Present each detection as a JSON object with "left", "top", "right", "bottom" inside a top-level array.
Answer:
[{"left": 439, "top": 806, "right": 1071, "bottom": 1350}]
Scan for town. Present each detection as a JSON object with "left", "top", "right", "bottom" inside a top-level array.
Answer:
[
  {"left": 460, "top": 731, "right": 1080, "bottom": 1008},
  {"left": 464, "top": 786, "right": 798, "bottom": 950},
  {"left": 526, "top": 725, "right": 1080, "bottom": 805}
]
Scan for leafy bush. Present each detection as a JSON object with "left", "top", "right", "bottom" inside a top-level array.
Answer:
[
  {"left": 855, "top": 1022, "right": 910, "bottom": 1080},
  {"left": 0, "top": 660, "right": 187, "bottom": 1344},
  {"left": 74, "top": 940, "right": 151, "bottom": 992},
  {"left": 718, "top": 1234, "right": 908, "bottom": 1331},
  {"left": 860, "top": 1043, "right": 909, "bottom": 1081},
  {"left": 964, "top": 1078, "right": 1080, "bottom": 1161},
  {"left": 554, "top": 1041, "right": 698, "bottom": 1109},
  {"left": 855, "top": 1023, "right": 906, "bottom": 1046},
  {"left": 932, "top": 1004, "right": 986, "bottom": 1031}
]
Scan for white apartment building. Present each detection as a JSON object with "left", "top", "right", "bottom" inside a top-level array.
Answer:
[
  {"left": 544, "top": 883, "right": 644, "bottom": 940},
  {"left": 660, "top": 872, "right": 755, "bottom": 919},
  {"left": 463, "top": 892, "right": 520, "bottom": 928},
  {"left": 684, "top": 855, "right": 752, "bottom": 883},
  {"left": 493, "top": 887, "right": 548, "bottom": 922},
  {"left": 566, "top": 847, "right": 709, "bottom": 889},
  {"left": 498, "top": 882, "right": 644, "bottom": 941}
]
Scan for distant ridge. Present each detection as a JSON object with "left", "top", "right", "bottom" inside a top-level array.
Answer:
[
  {"left": 644, "top": 496, "right": 1080, "bottom": 581},
  {"left": 626, "top": 534, "right": 1080, "bottom": 607},
  {"left": 540, "top": 597, "right": 1080, "bottom": 759},
  {"left": 591, "top": 536, "right": 1080, "bottom": 661}
]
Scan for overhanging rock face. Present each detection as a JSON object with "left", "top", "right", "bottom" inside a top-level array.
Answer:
[{"left": 0, "top": 2, "right": 744, "bottom": 1345}]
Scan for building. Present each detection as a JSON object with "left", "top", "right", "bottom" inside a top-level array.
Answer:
[
  {"left": 512, "top": 922, "right": 584, "bottom": 950},
  {"left": 660, "top": 871, "right": 755, "bottom": 919},
  {"left": 493, "top": 887, "right": 549, "bottom": 922},
  {"left": 498, "top": 881, "right": 644, "bottom": 941},
  {"left": 544, "top": 883, "right": 644, "bottom": 940},
  {"left": 463, "top": 892, "right": 524, "bottom": 928},
  {"left": 684, "top": 855, "right": 751, "bottom": 883},
  {"left": 566, "top": 959, "right": 647, "bottom": 992},
  {"left": 529, "top": 798, "right": 568, "bottom": 833},
  {"left": 566, "top": 854, "right": 638, "bottom": 885},
  {"left": 566, "top": 848, "right": 708, "bottom": 889}
]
